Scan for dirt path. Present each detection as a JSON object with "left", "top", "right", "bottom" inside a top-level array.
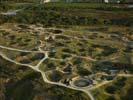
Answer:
[{"left": 0, "top": 45, "right": 95, "bottom": 100}]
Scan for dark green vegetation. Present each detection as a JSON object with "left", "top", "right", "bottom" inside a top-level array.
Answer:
[
  {"left": 0, "top": 3, "right": 133, "bottom": 26},
  {"left": 92, "top": 77, "right": 133, "bottom": 100},
  {"left": 0, "top": 57, "right": 89, "bottom": 100}
]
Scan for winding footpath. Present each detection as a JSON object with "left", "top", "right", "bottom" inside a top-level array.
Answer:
[
  {"left": 0, "top": 44, "right": 95, "bottom": 100},
  {"left": 0, "top": 45, "right": 46, "bottom": 53},
  {"left": 1, "top": 42, "right": 133, "bottom": 100}
]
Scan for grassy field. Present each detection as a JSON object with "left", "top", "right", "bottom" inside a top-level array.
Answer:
[
  {"left": 92, "top": 77, "right": 133, "bottom": 100},
  {"left": 0, "top": 3, "right": 133, "bottom": 26}
]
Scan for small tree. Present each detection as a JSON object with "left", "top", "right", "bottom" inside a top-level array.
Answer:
[{"left": 119, "top": 0, "right": 126, "bottom": 4}]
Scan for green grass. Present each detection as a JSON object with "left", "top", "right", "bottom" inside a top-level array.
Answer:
[
  {"left": 0, "top": 3, "right": 133, "bottom": 26},
  {"left": 92, "top": 77, "right": 133, "bottom": 100}
]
